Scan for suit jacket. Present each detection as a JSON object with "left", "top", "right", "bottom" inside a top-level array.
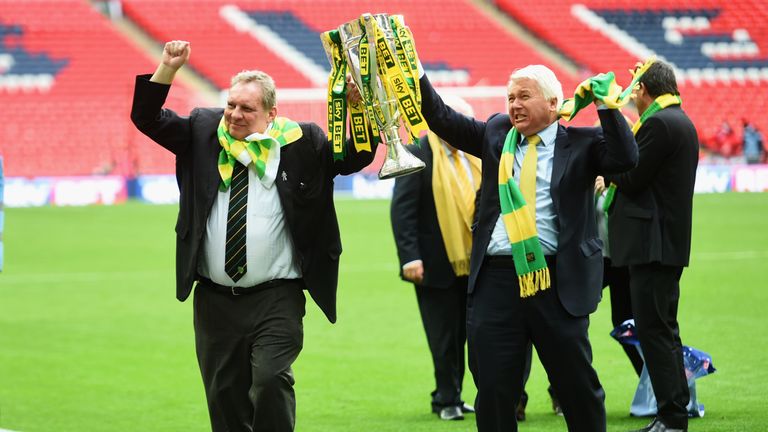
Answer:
[
  {"left": 390, "top": 136, "right": 463, "bottom": 289},
  {"left": 130, "top": 75, "right": 376, "bottom": 323},
  {"left": 419, "top": 75, "right": 638, "bottom": 316},
  {"left": 605, "top": 105, "right": 699, "bottom": 267}
]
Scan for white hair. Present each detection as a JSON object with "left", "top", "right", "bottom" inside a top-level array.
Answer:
[
  {"left": 437, "top": 92, "right": 475, "bottom": 117},
  {"left": 508, "top": 65, "right": 563, "bottom": 110}
]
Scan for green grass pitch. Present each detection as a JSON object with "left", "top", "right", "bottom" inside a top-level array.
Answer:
[{"left": 1, "top": 192, "right": 766, "bottom": 431}]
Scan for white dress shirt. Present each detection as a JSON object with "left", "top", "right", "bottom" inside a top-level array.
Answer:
[{"left": 198, "top": 133, "right": 301, "bottom": 287}]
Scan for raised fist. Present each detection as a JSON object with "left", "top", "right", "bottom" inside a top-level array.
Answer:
[{"left": 161, "top": 40, "right": 191, "bottom": 71}]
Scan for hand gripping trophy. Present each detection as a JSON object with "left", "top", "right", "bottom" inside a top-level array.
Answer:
[{"left": 321, "top": 13, "right": 427, "bottom": 179}]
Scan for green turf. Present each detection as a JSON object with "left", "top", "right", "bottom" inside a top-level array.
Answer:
[{"left": 1, "top": 192, "right": 766, "bottom": 431}]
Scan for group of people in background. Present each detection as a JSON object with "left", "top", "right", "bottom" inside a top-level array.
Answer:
[
  {"left": 132, "top": 36, "right": 698, "bottom": 432},
  {"left": 701, "top": 117, "right": 765, "bottom": 163}
]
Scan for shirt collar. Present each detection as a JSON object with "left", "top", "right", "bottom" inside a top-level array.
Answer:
[
  {"left": 520, "top": 120, "right": 558, "bottom": 147},
  {"left": 243, "top": 122, "right": 281, "bottom": 188},
  {"left": 441, "top": 140, "right": 463, "bottom": 157}
]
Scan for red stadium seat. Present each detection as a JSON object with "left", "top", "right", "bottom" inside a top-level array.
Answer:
[
  {"left": 495, "top": 0, "right": 768, "bottom": 153},
  {"left": 0, "top": 0, "right": 199, "bottom": 177}
]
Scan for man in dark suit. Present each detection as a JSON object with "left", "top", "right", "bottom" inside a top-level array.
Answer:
[
  {"left": 417, "top": 64, "right": 637, "bottom": 432},
  {"left": 390, "top": 96, "right": 480, "bottom": 421},
  {"left": 595, "top": 175, "right": 645, "bottom": 377},
  {"left": 605, "top": 60, "right": 699, "bottom": 432},
  {"left": 130, "top": 40, "right": 375, "bottom": 432}
]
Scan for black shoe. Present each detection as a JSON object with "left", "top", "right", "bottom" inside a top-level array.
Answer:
[
  {"left": 515, "top": 400, "right": 526, "bottom": 422},
  {"left": 431, "top": 401, "right": 474, "bottom": 414},
  {"left": 547, "top": 387, "right": 563, "bottom": 416},
  {"left": 516, "top": 391, "right": 528, "bottom": 422},
  {"left": 438, "top": 406, "right": 464, "bottom": 420},
  {"left": 629, "top": 418, "right": 687, "bottom": 432}
]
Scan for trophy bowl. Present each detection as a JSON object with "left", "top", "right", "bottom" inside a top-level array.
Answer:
[{"left": 337, "top": 13, "right": 426, "bottom": 179}]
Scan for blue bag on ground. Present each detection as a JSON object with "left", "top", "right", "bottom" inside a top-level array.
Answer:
[{"left": 610, "top": 320, "right": 715, "bottom": 418}]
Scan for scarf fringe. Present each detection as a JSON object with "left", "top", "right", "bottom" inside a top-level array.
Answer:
[
  {"left": 500, "top": 128, "right": 550, "bottom": 299},
  {"left": 450, "top": 258, "right": 471, "bottom": 277},
  {"left": 519, "top": 267, "right": 551, "bottom": 298}
]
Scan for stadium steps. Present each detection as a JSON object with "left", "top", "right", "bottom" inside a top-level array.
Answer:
[
  {"left": 103, "top": 4, "right": 220, "bottom": 106},
  {"left": 465, "top": 0, "right": 580, "bottom": 78},
  {"left": 0, "top": 0, "right": 202, "bottom": 177}
]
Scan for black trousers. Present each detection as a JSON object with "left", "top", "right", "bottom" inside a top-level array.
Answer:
[
  {"left": 193, "top": 279, "right": 305, "bottom": 432},
  {"left": 414, "top": 276, "right": 468, "bottom": 410},
  {"left": 467, "top": 256, "right": 605, "bottom": 432},
  {"left": 629, "top": 263, "right": 689, "bottom": 430},
  {"left": 604, "top": 259, "right": 645, "bottom": 376}
]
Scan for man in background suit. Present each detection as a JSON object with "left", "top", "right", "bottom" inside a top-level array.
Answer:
[
  {"left": 606, "top": 60, "right": 699, "bottom": 432},
  {"left": 417, "top": 64, "right": 637, "bottom": 432},
  {"left": 595, "top": 175, "right": 645, "bottom": 377},
  {"left": 130, "top": 40, "right": 375, "bottom": 432},
  {"left": 391, "top": 95, "right": 480, "bottom": 421}
]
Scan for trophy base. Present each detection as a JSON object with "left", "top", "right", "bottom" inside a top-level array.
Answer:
[{"left": 378, "top": 156, "right": 426, "bottom": 180}]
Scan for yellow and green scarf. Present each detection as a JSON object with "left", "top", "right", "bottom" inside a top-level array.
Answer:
[
  {"left": 498, "top": 127, "right": 551, "bottom": 297},
  {"left": 631, "top": 93, "right": 682, "bottom": 134},
  {"left": 559, "top": 57, "right": 655, "bottom": 121},
  {"left": 216, "top": 116, "right": 302, "bottom": 191}
]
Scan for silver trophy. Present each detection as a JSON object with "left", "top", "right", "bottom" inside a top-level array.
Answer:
[{"left": 335, "top": 13, "right": 425, "bottom": 179}]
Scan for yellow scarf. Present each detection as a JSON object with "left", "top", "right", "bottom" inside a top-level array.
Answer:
[{"left": 428, "top": 132, "right": 481, "bottom": 276}]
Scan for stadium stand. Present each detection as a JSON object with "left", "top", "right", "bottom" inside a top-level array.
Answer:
[
  {"left": 0, "top": 0, "right": 200, "bottom": 177},
  {"left": 3, "top": 0, "right": 766, "bottom": 178},
  {"left": 120, "top": 0, "right": 581, "bottom": 118},
  {"left": 495, "top": 0, "right": 768, "bottom": 156},
  {"left": 119, "top": 0, "right": 589, "bottom": 173},
  {"left": 121, "top": 0, "right": 577, "bottom": 88}
]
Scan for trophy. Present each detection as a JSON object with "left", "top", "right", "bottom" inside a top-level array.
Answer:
[{"left": 322, "top": 13, "right": 426, "bottom": 179}]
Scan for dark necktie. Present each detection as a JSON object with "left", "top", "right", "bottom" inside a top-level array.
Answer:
[{"left": 225, "top": 162, "right": 248, "bottom": 282}]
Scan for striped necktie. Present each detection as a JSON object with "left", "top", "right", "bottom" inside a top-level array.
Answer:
[
  {"left": 225, "top": 162, "right": 249, "bottom": 282},
  {"left": 520, "top": 134, "right": 541, "bottom": 218}
]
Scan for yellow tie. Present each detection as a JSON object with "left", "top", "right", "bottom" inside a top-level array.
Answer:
[
  {"left": 520, "top": 134, "right": 541, "bottom": 218},
  {"left": 451, "top": 149, "right": 476, "bottom": 212}
]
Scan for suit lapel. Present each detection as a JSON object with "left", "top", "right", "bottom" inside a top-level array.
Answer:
[
  {"left": 486, "top": 124, "right": 510, "bottom": 215},
  {"left": 550, "top": 125, "right": 571, "bottom": 214},
  {"left": 196, "top": 127, "right": 221, "bottom": 212},
  {"left": 274, "top": 148, "right": 295, "bottom": 222},
  {"left": 489, "top": 125, "right": 508, "bottom": 188},
  {"left": 203, "top": 128, "right": 222, "bottom": 204},
  {"left": 491, "top": 126, "right": 508, "bottom": 160}
]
